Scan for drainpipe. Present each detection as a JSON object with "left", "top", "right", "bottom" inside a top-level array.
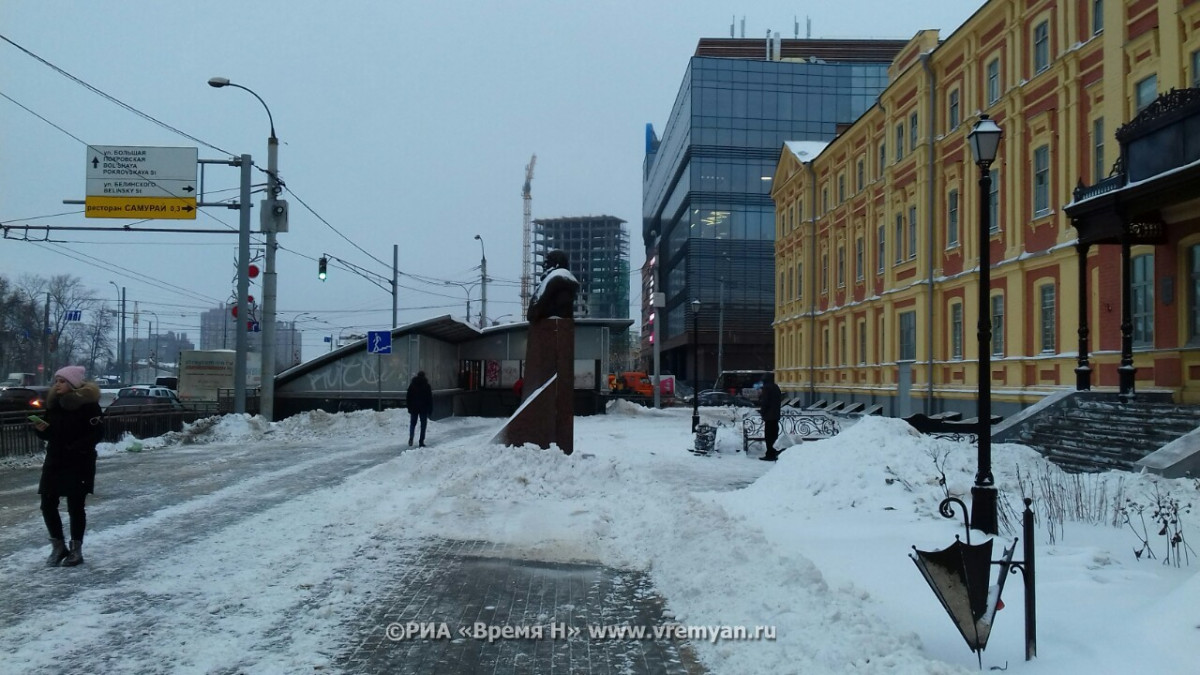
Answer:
[
  {"left": 920, "top": 52, "right": 937, "bottom": 415},
  {"left": 805, "top": 159, "right": 819, "bottom": 405}
]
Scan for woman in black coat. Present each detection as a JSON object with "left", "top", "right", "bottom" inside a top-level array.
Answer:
[
  {"left": 32, "top": 365, "right": 104, "bottom": 566},
  {"left": 406, "top": 371, "right": 433, "bottom": 447}
]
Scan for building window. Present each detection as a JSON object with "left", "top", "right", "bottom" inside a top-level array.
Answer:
[
  {"left": 1033, "top": 21, "right": 1050, "bottom": 73},
  {"left": 1193, "top": 50, "right": 1200, "bottom": 88},
  {"left": 1033, "top": 145, "right": 1050, "bottom": 215},
  {"left": 823, "top": 328, "right": 830, "bottom": 365},
  {"left": 1132, "top": 254, "right": 1155, "bottom": 348},
  {"left": 856, "top": 159, "right": 865, "bottom": 191},
  {"left": 840, "top": 324, "right": 847, "bottom": 365},
  {"left": 1040, "top": 284, "right": 1056, "bottom": 353},
  {"left": 821, "top": 253, "right": 828, "bottom": 292},
  {"left": 908, "top": 206, "right": 917, "bottom": 260},
  {"left": 899, "top": 311, "right": 917, "bottom": 361},
  {"left": 910, "top": 112, "right": 919, "bottom": 150},
  {"left": 787, "top": 265, "right": 794, "bottom": 301},
  {"left": 947, "top": 189, "right": 959, "bottom": 248},
  {"left": 949, "top": 89, "right": 960, "bottom": 130},
  {"left": 1136, "top": 75, "right": 1158, "bottom": 112},
  {"left": 895, "top": 214, "right": 904, "bottom": 264},
  {"left": 987, "top": 58, "right": 1001, "bottom": 105},
  {"left": 797, "top": 262, "right": 803, "bottom": 302},
  {"left": 951, "top": 303, "right": 963, "bottom": 360},
  {"left": 1190, "top": 245, "right": 1200, "bottom": 342},
  {"left": 991, "top": 294, "right": 1005, "bottom": 356},
  {"left": 989, "top": 169, "right": 1000, "bottom": 233},
  {"left": 877, "top": 224, "right": 885, "bottom": 273},
  {"left": 779, "top": 272, "right": 785, "bottom": 302},
  {"left": 858, "top": 321, "right": 867, "bottom": 365},
  {"left": 1093, "top": 118, "right": 1105, "bottom": 181},
  {"left": 1092, "top": 0, "right": 1103, "bottom": 35},
  {"left": 837, "top": 246, "right": 845, "bottom": 288},
  {"left": 822, "top": 187, "right": 829, "bottom": 214},
  {"left": 879, "top": 142, "right": 886, "bottom": 177},
  {"left": 896, "top": 124, "right": 904, "bottom": 161},
  {"left": 838, "top": 174, "right": 846, "bottom": 203},
  {"left": 855, "top": 237, "right": 864, "bottom": 281}
]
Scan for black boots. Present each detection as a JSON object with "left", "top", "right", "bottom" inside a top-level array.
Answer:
[
  {"left": 62, "top": 540, "right": 84, "bottom": 567},
  {"left": 46, "top": 538, "right": 68, "bottom": 566}
]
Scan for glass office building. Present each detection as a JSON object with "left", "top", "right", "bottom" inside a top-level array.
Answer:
[{"left": 642, "top": 38, "right": 903, "bottom": 384}]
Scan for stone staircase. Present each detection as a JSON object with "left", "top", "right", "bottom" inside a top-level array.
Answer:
[{"left": 1018, "top": 398, "right": 1200, "bottom": 473}]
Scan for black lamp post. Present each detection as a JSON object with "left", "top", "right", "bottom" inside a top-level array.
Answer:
[
  {"left": 968, "top": 114, "right": 1003, "bottom": 536},
  {"left": 691, "top": 298, "right": 701, "bottom": 432}
]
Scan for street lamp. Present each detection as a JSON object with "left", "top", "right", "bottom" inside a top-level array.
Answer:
[
  {"left": 691, "top": 298, "right": 701, "bottom": 432},
  {"left": 209, "top": 76, "right": 283, "bottom": 421},
  {"left": 474, "top": 234, "right": 487, "bottom": 329},
  {"left": 287, "top": 312, "right": 315, "bottom": 367},
  {"left": 443, "top": 280, "right": 480, "bottom": 324},
  {"left": 968, "top": 113, "right": 1003, "bottom": 536}
]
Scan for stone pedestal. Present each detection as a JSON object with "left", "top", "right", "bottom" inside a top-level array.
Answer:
[{"left": 493, "top": 317, "right": 574, "bottom": 454}]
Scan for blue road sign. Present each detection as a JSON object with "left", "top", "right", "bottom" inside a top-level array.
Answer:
[
  {"left": 65, "top": 310, "right": 83, "bottom": 322},
  {"left": 367, "top": 330, "right": 392, "bottom": 354},
  {"left": 323, "top": 336, "right": 332, "bottom": 343}
]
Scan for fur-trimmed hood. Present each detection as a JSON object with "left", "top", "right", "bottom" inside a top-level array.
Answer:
[{"left": 47, "top": 381, "right": 101, "bottom": 411}]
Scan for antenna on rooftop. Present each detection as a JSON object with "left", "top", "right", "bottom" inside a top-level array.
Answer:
[
  {"left": 731, "top": 15, "right": 735, "bottom": 38},
  {"left": 740, "top": 16, "right": 745, "bottom": 38},
  {"left": 807, "top": 16, "right": 812, "bottom": 39},
  {"left": 794, "top": 16, "right": 799, "bottom": 39}
]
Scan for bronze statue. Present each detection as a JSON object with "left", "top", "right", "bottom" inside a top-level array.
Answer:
[{"left": 494, "top": 249, "right": 578, "bottom": 454}]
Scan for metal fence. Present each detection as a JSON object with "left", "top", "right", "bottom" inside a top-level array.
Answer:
[{"left": 0, "top": 405, "right": 227, "bottom": 459}]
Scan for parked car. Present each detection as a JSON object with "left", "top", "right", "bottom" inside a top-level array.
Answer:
[
  {"left": 697, "top": 391, "right": 756, "bottom": 407},
  {"left": 106, "top": 385, "right": 185, "bottom": 411},
  {"left": 0, "top": 385, "right": 50, "bottom": 418}
]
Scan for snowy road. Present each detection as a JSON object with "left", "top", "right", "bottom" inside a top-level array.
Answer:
[{"left": 0, "top": 416, "right": 492, "bottom": 673}]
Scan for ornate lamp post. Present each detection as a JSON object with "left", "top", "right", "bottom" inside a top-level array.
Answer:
[
  {"left": 967, "top": 114, "right": 1003, "bottom": 536},
  {"left": 691, "top": 298, "right": 701, "bottom": 432}
]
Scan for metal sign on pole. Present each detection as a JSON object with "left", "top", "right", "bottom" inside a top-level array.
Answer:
[
  {"left": 367, "top": 331, "right": 392, "bottom": 411},
  {"left": 84, "top": 146, "right": 198, "bottom": 219}
]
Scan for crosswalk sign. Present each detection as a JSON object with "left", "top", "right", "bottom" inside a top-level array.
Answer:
[{"left": 367, "top": 330, "right": 392, "bottom": 354}]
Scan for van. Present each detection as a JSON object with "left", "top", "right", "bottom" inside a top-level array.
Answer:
[
  {"left": 155, "top": 376, "right": 179, "bottom": 390},
  {"left": 2, "top": 373, "right": 38, "bottom": 387}
]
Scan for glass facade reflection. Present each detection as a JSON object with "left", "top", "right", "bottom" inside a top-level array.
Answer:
[{"left": 643, "top": 45, "right": 897, "bottom": 382}]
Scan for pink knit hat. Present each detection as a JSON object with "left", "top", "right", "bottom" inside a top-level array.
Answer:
[{"left": 54, "top": 365, "right": 86, "bottom": 388}]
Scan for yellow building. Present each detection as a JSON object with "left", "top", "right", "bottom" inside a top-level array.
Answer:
[{"left": 771, "top": 0, "right": 1200, "bottom": 417}]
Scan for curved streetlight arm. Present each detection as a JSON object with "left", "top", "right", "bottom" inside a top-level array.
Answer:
[{"left": 209, "top": 77, "right": 276, "bottom": 140}]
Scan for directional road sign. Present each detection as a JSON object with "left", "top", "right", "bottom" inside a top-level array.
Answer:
[
  {"left": 64, "top": 310, "right": 82, "bottom": 321},
  {"left": 367, "top": 331, "right": 392, "bottom": 354},
  {"left": 84, "top": 145, "right": 199, "bottom": 219}
]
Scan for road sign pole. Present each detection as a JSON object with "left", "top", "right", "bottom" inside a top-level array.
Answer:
[{"left": 234, "top": 154, "right": 252, "bottom": 414}]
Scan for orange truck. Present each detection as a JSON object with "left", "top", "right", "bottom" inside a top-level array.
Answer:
[{"left": 607, "top": 371, "right": 675, "bottom": 400}]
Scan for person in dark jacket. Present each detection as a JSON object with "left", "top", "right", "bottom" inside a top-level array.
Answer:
[
  {"left": 406, "top": 371, "right": 434, "bottom": 447},
  {"left": 32, "top": 365, "right": 104, "bottom": 566},
  {"left": 758, "top": 373, "right": 784, "bottom": 462}
]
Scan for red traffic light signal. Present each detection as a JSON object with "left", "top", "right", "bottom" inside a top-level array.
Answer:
[{"left": 248, "top": 264, "right": 260, "bottom": 279}]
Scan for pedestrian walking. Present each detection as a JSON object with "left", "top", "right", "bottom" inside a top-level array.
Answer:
[
  {"left": 406, "top": 371, "right": 433, "bottom": 447},
  {"left": 32, "top": 365, "right": 104, "bottom": 566},
  {"left": 758, "top": 373, "right": 783, "bottom": 462}
]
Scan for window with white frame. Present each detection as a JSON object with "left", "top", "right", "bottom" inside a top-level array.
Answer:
[
  {"left": 947, "top": 189, "right": 959, "bottom": 247},
  {"left": 899, "top": 311, "right": 917, "bottom": 361},
  {"left": 895, "top": 214, "right": 904, "bottom": 263},
  {"left": 949, "top": 89, "right": 960, "bottom": 130},
  {"left": 1136, "top": 75, "right": 1158, "bottom": 112},
  {"left": 1033, "top": 145, "right": 1050, "bottom": 215},
  {"left": 1034, "top": 21, "right": 1050, "bottom": 73},
  {"left": 877, "top": 224, "right": 885, "bottom": 273},
  {"left": 987, "top": 58, "right": 1001, "bottom": 105},
  {"left": 989, "top": 169, "right": 1000, "bottom": 233},
  {"left": 1093, "top": 118, "right": 1105, "bottom": 181},
  {"left": 1132, "top": 254, "right": 1154, "bottom": 348},
  {"left": 1040, "top": 284, "right": 1056, "bottom": 353},
  {"left": 1092, "top": 0, "right": 1103, "bottom": 35},
  {"left": 855, "top": 237, "right": 864, "bottom": 281},
  {"left": 951, "top": 303, "right": 963, "bottom": 360},
  {"left": 908, "top": 206, "right": 917, "bottom": 260},
  {"left": 991, "top": 294, "right": 1005, "bottom": 356}
]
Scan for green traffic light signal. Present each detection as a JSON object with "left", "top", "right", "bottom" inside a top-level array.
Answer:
[{"left": 318, "top": 256, "right": 328, "bottom": 281}]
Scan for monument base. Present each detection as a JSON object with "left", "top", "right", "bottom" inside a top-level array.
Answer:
[{"left": 493, "top": 318, "right": 574, "bottom": 454}]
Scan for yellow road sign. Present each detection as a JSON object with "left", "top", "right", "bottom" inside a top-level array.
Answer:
[{"left": 84, "top": 195, "right": 197, "bottom": 220}]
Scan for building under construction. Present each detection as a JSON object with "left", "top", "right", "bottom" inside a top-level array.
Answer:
[{"left": 532, "top": 215, "right": 631, "bottom": 367}]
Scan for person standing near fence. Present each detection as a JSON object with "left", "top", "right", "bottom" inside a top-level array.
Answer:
[
  {"left": 31, "top": 365, "right": 104, "bottom": 566},
  {"left": 758, "top": 373, "right": 783, "bottom": 462}
]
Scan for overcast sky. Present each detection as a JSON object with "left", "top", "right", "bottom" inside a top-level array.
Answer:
[{"left": 1, "top": 0, "right": 983, "bottom": 361}]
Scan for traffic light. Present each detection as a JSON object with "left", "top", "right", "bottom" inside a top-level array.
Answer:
[{"left": 318, "top": 256, "right": 328, "bottom": 281}]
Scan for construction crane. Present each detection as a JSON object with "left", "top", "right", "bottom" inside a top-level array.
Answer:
[{"left": 520, "top": 153, "right": 537, "bottom": 313}]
